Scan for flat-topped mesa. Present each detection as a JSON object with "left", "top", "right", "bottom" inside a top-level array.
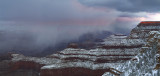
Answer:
[
  {"left": 129, "top": 21, "right": 160, "bottom": 39},
  {"left": 138, "top": 21, "right": 160, "bottom": 26}
]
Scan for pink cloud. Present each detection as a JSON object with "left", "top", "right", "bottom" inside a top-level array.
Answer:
[
  {"left": 116, "top": 17, "right": 146, "bottom": 22},
  {"left": 144, "top": 13, "right": 160, "bottom": 21}
]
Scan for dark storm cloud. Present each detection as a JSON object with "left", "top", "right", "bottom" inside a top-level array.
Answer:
[
  {"left": 0, "top": 0, "right": 120, "bottom": 55},
  {"left": 0, "top": 0, "right": 74, "bottom": 21},
  {"left": 0, "top": 0, "right": 155, "bottom": 55},
  {"left": 0, "top": 0, "right": 119, "bottom": 25},
  {"left": 0, "top": 21, "right": 115, "bottom": 55},
  {"left": 79, "top": 0, "right": 160, "bottom": 12}
]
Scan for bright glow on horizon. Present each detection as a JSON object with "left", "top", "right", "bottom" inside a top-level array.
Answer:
[{"left": 143, "top": 13, "right": 160, "bottom": 21}]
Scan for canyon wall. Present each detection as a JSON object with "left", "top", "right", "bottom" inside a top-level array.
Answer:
[{"left": 10, "top": 21, "right": 160, "bottom": 76}]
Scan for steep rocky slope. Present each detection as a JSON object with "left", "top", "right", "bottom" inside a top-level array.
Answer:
[
  {"left": 129, "top": 21, "right": 160, "bottom": 40},
  {"left": 103, "top": 31, "right": 160, "bottom": 76}
]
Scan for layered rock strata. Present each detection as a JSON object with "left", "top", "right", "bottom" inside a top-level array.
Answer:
[
  {"left": 129, "top": 21, "right": 160, "bottom": 40},
  {"left": 10, "top": 34, "right": 144, "bottom": 76},
  {"left": 10, "top": 21, "right": 160, "bottom": 76},
  {"left": 103, "top": 31, "right": 160, "bottom": 76}
]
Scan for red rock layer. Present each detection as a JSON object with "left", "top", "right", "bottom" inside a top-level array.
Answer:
[
  {"left": 67, "top": 43, "right": 78, "bottom": 49},
  {"left": 138, "top": 21, "right": 160, "bottom": 26},
  {"left": 40, "top": 68, "right": 110, "bottom": 76},
  {"left": 101, "top": 45, "right": 143, "bottom": 49},
  {"left": 10, "top": 61, "right": 44, "bottom": 72},
  {"left": 95, "top": 58, "right": 131, "bottom": 63}
]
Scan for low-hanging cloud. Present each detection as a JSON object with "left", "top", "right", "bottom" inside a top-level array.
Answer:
[
  {"left": 0, "top": 0, "right": 157, "bottom": 55},
  {"left": 0, "top": 21, "right": 115, "bottom": 55},
  {"left": 0, "top": 0, "right": 120, "bottom": 55}
]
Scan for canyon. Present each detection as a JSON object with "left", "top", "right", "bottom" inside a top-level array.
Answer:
[{"left": 1, "top": 21, "right": 160, "bottom": 76}]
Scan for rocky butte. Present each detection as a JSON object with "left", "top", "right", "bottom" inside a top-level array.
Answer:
[
  {"left": 4, "top": 21, "right": 160, "bottom": 76},
  {"left": 129, "top": 21, "right": 160, "bottom": 40}
]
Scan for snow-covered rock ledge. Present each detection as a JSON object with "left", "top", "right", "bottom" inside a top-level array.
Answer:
[{"left": 103, "top": 31, "right": 160, "bottom": 76}]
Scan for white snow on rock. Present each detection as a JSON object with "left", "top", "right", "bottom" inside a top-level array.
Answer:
[
  {"left": 102, "top": 34, "right": 144, "bottom": 46},
  {"left": 41, "top": 61, "right": 120, "bottom": 70},
  {"left": 11, "top": 31, "right": 145, "bottom": 72},
  {"left": 103, "top": 31, "right": 160, "bottom": 76}
]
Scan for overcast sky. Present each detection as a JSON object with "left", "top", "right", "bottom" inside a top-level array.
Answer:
[
  {"left": 0, "top": 0, "right": 160, "bottom": 30},
  {"left": 0, "top": 0, "right": 160, "bottom": 54}
]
